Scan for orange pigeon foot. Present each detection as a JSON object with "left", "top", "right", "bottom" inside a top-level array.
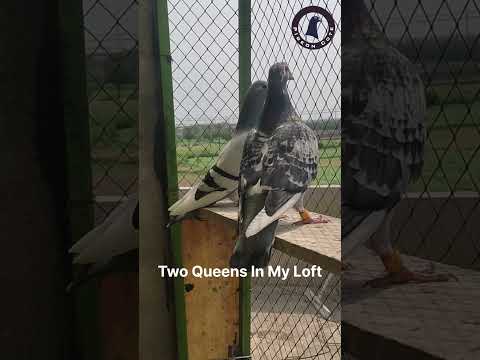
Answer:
[
  {"left": 295, "top": 209, "right": 329, "bottom": 225},
  {"left": 363, "top": 268, "right": 453, "bottom": 288},
  {"left": 364, "top": 251, "right": 456, "bottom": 288}
]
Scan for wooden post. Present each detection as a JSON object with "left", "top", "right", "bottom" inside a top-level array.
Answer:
[
  {"left": 180, "top": 214, "right": 240, "bottom": 359},
  {"left": 139, "top": 0, "right": 177, "bottom": 359}
]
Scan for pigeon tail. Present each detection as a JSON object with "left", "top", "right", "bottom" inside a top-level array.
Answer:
[
  {"left": 342, "top": 208, "right": 387, "bottom": 259},
  {"left": 230, "top": 248, "right": 272, "bottom": 269},
  {"left": 230, "top": 220, "right": 278, "bottom": 269}
]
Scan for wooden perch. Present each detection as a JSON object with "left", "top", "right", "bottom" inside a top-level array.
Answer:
[
  {"left": 201, "top": 200, "right": 341, "bottom": 274},
  {"left": 178, "top": 200, "right": 340, "bottom": 359},
  {"left": 343, "top": 247, "right": 480, "bottom": 360}
]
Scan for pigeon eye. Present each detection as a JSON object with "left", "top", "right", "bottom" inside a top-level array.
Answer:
[{"left": 262, "top": 85, "right": 267, "bottom": 89}]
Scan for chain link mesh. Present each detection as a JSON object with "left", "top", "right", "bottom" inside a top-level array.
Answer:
[
  {"left": 80, "top": 0, "right": 480, "bottom": 357},
  {"left": 82, "top": 0, "right": 341, "bottom": 358},
  {"left": 249, "top": 2, "right": 341, "bottom": 359},
  {"left": 364, "top": 0, "right": 480, "bottom": 269},
  {"left": 167, "top": 1, "right": 341, "bottom": 359},
  {"left": 83, "top": 0, "right": 139, "bottom": 224}
]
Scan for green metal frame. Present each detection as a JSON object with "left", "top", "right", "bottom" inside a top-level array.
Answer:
[
  {"left": 154, "top": 1, "right": 253, "bottom": 358},
  {"left": 238, "top": 0, "right": 252, "bottom": 357},
  {"left": 59, "top": 0, "right": 98, "bottom": 358},
  {"left": 155, "top": 1, "right": 189, "bottom": 359}
]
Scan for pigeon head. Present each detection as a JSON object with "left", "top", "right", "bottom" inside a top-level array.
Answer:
[
  {"left": 236, "top": 80, "right": 268, "bottom": 132},
  {"left": 258, "top": 63, "right": 296, "bottom": 134},
  {"left": 306, "top": 16, "right": 321, "bottom": 39},
  {"left": 268, "top": 62, "right": 294, "bottom": 89}
]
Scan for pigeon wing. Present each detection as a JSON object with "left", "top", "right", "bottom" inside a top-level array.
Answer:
[
  {"left": 245, "top": 122, "right": 319, "bottom": 237},
  {"left": 343, "top": 45, "right": 426, "bottom": 205},
  {"left": 342, "top": 43, "right": 426, "bottom": 251}
]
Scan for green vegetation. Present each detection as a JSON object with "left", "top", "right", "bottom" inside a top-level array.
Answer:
[
  {"left": 87, "top": 79, "right": 479, "bottom": 193},
  {"left": 176, "top": 138, "right": 341, "bottom": 187},
  {"left": 411, "top": 92, "right": 480, "bottom": 192},
  {"left": 88, "top": 83, "right": 138, "bottom": 194}
]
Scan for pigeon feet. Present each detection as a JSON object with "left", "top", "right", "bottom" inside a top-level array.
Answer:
[
  {"left": 363, "top": 267, "right": 456, "bottom": 288},
  {"left": 295, "top": 209, "right": 329, "bottom": 225}
]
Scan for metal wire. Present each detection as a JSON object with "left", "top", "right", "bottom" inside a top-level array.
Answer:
[
  {"left": 364, "top": 0, "right": 480, "bottom": 269},
  {"left": 248, "top": 2, "right": 341, "bottom": 359},
  {"left": 83, "top": 0, "right": 139, "bottom": 224},
  {"left": 82, "top": 0, "right": 341, "bottom": 359},
  {"left": 81, "top": 1, "right": 480, "bottom": 359}
]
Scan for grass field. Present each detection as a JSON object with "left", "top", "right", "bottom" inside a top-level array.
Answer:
[
  {"left": 176, "top": 138, "right": 341, "bottom": 187},
  {"left": 86, "top": 82, "right": 479, "bottom": 193},
  {"left": 411, "top": 98, "right": 480, "bottom": 192}
]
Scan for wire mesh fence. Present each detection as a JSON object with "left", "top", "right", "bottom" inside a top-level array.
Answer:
[
  {"left": 251, "top": 249, "right": 340, "bottom": 360},
  {"left": 82, "top": 0, "right": 341, "bottom": 358},
  {"left": 83, "top": 0, "right": 139, "bottom": 224},
  {"left": 78, "top": 0, "right": 480, "bottom": 358},
  {"left": 248, "top": 2, "right": 341, "bottom": 359},
  {"left": 363, "top": 0, "right": 480, "bottom": 270},
  {"left": 166, "top": 1, "right": 341, "bottom": 359}
]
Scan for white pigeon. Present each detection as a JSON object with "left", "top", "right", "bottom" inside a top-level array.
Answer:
[
  {"left": 66, "top": 81, "right": 268, "bottom": 288},
  {"left": 167, "top": 80, "right": 268, "bottom": 225},
  {"left": 67, "top": 194, "right": 138, "bottom": 290},
  {"left": 70, "top": 194, "right": 138, "bottom": 265}
]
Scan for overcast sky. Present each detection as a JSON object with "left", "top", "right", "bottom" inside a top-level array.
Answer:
[
  {"left": 83, "top": 0, "right": 478, "bottom": 125},
  {"left": 165, "top": 0, "right": 341, "bottom": 125}
]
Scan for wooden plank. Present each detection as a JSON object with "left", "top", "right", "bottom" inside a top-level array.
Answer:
[
  {"left": 343, "top": 247, "right": 480, "bottom": 360},
  {"left": 201, "top": 201, "right": 341, "bottom": 274},
  {"left": 181, "top": 211, "right": 240, "bottom": 359}
]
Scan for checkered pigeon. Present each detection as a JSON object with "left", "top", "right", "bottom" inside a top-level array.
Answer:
[
  {"left": 342, "top": 0, "right": 426, "bottom": 259},
  {"left": 341, "top": 1, "right": 451, "bottom": 287},
  {"left": 230, "top": 63, "right": 319, "bottom": 269}
]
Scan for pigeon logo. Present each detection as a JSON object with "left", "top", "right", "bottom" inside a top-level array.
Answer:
[{"left": 291, "top": 6, "right": 336, "bottom": 50}]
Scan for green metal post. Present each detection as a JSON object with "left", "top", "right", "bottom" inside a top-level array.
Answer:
[
  {"left": 239, "top": 0, "right": 252, "bottom": 104},
  {"left": 59, "top": 0, "right": 98, "bottom": 359},
  {"left": 155, "top": 1, "right": 189, "bottom": 359},
  {"left": 238, "top": 0, "right": 252, "bottom": 357}
]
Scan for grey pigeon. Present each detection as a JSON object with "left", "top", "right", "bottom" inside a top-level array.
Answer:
[
  {"left": 230, "top": 63, "right": 326, "bottom": 269},
  {"left": 342, "top": 0, "right": 450, "bottom": 287},
  {"left": 168, "top": 80, "right": 268, "bottom": 225}
]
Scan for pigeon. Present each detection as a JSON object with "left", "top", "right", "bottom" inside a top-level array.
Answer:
[
  {"left": 342, "top": 0, "right": 451, "bottom": 287},
  {"left": 66, "top": 81, "right": 267, "bottom": 288},
  {"left": 230, "top": 63, "right": 327, "bottom": 269},
  {"left": 167, "top": 80, "right": 268, "bottom": 225},
  {"left": 305, "top": 16, "right": 321, "bottom": 39},
  {"left": 67, "top": 194, "right": 139, "bottom": 290}
]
